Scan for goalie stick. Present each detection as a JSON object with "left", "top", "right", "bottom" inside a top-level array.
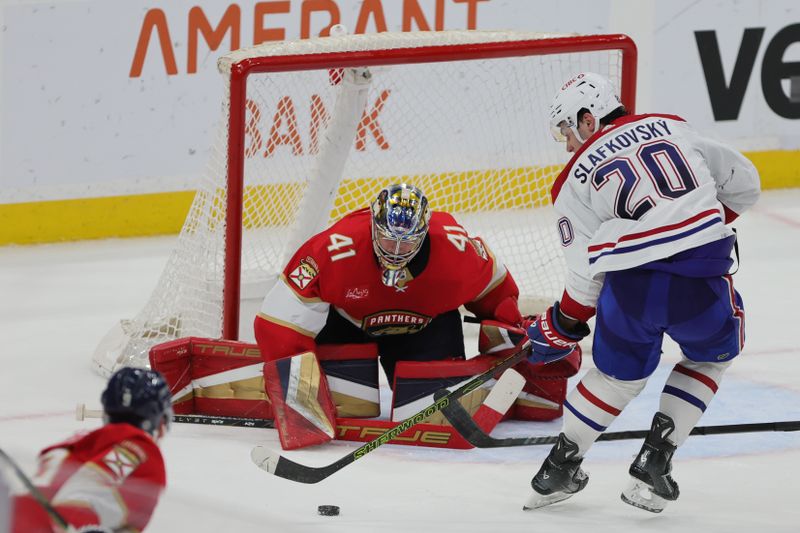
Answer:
[
  {"left": 435, "top": 389, "right": 800, "bottom": 447},
  {"left": 250, "top": 341, "right": 531, "bottom": 484},
  {"left": 75, "top": 403, "right": 275, "bottom": 428}
]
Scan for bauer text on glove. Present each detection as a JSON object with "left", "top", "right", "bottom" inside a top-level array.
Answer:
[{"left": 525, "top": 302, "right": 589, "bottom": 365}]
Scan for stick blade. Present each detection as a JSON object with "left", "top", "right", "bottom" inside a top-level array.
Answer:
[
  {"left": 250, "top": 445, "right": 281, "bottom": 474},
  {"left": 250, "top": 445, "right": 334, "bottom": 484}
]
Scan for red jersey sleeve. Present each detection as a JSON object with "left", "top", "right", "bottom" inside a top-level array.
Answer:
[
  {"left": 61, "top": 431, "right": 164, "bottom": 531},
  {"left": 14, "top": 425, "right": 165, "bottom": 532},
  {"left": 464, "top": 264, "right": 522, "bottom": 325},
  {"left": 431, "top": 213, "right": 522, "bottom": 325},
  {"left": 255, "top": 231, "right": 331, "bottom": 361}
]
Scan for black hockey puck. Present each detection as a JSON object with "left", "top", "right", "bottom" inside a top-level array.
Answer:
[{"left": 318, "top": 505, "right": 340, "bottom": 516}]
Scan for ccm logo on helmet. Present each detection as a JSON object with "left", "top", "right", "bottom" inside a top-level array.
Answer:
[{"left": 562, "top": 73, "right": 585, "bottom": 91}]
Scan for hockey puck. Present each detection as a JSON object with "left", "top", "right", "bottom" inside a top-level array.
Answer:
[{"left": 317, "top": 505, "right": 340, "bottom": 516}]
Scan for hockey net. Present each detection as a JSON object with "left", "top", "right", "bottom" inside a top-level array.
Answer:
[{"left": 92, "top": 30, "right": 636, "bottom": 375}]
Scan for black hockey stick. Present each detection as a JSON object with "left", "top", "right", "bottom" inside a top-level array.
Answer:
[
  {"left": 0, "top": 447, "right": 71, "bottom": 531},
  {"left": 436, "top": 390, "right": 800, "bottom": 447},
  {"left": 250, "top": 341, "right": 531, "bottom": 484}
]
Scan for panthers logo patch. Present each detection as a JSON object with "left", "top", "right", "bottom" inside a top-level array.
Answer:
[{"left": 362, "top": 310, "right": 432, "bottom": 336}]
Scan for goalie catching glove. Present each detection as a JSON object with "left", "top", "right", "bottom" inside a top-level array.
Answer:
[{"left": 526, "top": 302, "right": 590, "bottom": 365}]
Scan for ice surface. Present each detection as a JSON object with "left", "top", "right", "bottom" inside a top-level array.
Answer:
[{"left": 1, "top": 190, "right": 799, "bottom": 532}]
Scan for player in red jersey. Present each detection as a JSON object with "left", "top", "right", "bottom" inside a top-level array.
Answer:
[
  {"left": 254, "top": 183, "right": 580, "bottom": 449},
  {"left": 9, "top": 368, "right": 171, "bottom": 532}
]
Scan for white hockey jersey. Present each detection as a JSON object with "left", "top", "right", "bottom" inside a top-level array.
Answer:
[{"left": 552, "top": 113, "right": 760, "bottom": 322}]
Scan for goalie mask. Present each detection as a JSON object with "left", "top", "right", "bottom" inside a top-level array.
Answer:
[
  {"left": 548, "top": 72, "right": 621, "bottom": 144},
  {"left": 371, "top": 184, "right": 431, "bottom": 276}
]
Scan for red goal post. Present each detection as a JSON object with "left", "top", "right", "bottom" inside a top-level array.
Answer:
[{"left": 92, "top": 31, "right": 637, "bottom": 375}]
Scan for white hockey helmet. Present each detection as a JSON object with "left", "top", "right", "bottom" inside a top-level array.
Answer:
[
  {"left": 370, "top": 183, "right": 431, "bottom": 271},
  {"left": 548, "top": 72, "right": 622, "bottom": 143}
]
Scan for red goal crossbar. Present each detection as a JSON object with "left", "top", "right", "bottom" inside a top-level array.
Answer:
[{"left": 222, "top": 33, "right": 637, "bottom": 340}]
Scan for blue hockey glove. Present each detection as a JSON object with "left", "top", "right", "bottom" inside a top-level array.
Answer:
[{"left": 525, "top": 302, "right": 590, "bottom": 365}]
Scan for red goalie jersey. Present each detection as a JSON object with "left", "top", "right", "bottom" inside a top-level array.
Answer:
[
  {"left": 255, "top": 208, "right": 521, "bottom": 362},
  {"left": 12, "top": 424, "right": 166, "bottom": 533}
]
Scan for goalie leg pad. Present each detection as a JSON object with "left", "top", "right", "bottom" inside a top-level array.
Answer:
[
  {"left": 149, "top": 337, "right": 195, "bottom": 414},
  {"left": 150, "top": 337, "right": 271, "bottom": 419},
  {"left": 391, "top": 356, "right": 516, "bottom": 432},
  {"left": 512, "top": 373, "right": 568, "bottom": 421},
  {"left": 391, "top": 358, "right": 492, "bottom": 424},
  {"left": 263, "top": 352, "right": 337, "bottom": 450}
]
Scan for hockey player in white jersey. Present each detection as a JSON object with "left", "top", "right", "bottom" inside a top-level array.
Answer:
[{"left": 522, "top": 72, "right": 760, "bottom": 512}]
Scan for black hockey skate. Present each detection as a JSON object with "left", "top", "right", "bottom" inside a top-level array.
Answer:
[
  {"left": 523, "top": 433, "right": 588, "bottom": 510},
  {"left": 621, "top": 412, "right": 680, "bottom": 513}
]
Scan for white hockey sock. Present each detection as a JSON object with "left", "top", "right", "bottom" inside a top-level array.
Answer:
[
  {"left": 563, "top": 368, "right": 647, "bottom": 456},
  {"left": 659, "top": 358, "right": 732, "bottom": 446}
]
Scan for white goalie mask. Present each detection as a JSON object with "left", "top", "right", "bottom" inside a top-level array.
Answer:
[
  {"left": 548, "top": 72, "right": 622, "bottom": 144},
  {"left": 371, "top": 184, "right": 431, "bottom": 272}
]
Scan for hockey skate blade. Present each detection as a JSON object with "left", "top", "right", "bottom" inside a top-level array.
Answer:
[
  {"left": 620, "top": 477, "right": 668, "bottom": 513},
  {"left": 522, "top": 490, "right": 573, "bottom": 511},
  {"left": 250, "top": 446, "right": 280, "bottom": 474}
]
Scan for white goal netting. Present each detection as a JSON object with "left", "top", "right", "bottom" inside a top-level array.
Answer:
[{"left": 92, "top": 30, "right": 633, "bottom": 375}]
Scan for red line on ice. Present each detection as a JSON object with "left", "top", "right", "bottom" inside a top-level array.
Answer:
[
  {"left": 754, "top": 208, "right": 800, "bottom": 229},
  {"left": 0, "top": 411, "right": 72, "bottom": 423}
]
